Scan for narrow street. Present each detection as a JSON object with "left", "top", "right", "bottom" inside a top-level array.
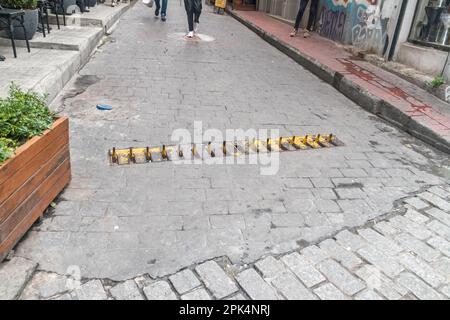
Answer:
[{"left": 4, "top": 1, "right": 450, "bottom": 300}]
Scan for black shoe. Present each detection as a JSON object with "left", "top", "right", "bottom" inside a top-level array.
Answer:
[
  {"left": 161, "top": 14, "right": 166, "bottom": 21},
  {"left": 155, "top": 7, "right": 160, "bottom": 16},
  {"left": 84, "top": 9, "right": 90, "bottom": 12},
  {"left": 0, "top": 55, "right": 5, "bottom": 62}
]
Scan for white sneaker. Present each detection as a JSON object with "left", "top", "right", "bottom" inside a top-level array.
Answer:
[
  {"left": 186, "top": 31, "right": 194, "bottom": 38},
  {"left": 194, "top": 22, "right": 199, "bottom": 34}
]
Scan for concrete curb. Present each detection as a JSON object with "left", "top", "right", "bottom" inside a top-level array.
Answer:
[{"left": 228, "top": 9, "right": 450, "bottom": 155}]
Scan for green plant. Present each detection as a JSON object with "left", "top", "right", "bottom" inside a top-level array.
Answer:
[
  {"left": 428, "top": 75, "right": 445, "bottom": 88},
  {"left": 0, "top": 0, "right": 37, "bottom": 10},
  {"left": 0, "top": 83, "right": 55, "bottom": 165}
]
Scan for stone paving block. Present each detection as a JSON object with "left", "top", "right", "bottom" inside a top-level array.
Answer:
[
  {"left": 20, "top": 272, "right": 68, "bottom": 300},
  {"left": 418, "top": 192, "right": 450, "bottom": 212},
  {"left": 195, "top": 261, "right": 238, "bottom": 299},
  {"left": 110, "top": 280, "right": 143, "bottom": 300},
  {"left": 397, "top": 272, "right": 444, "bottom": 300},
  {"left": 281, "top": 252, "right": 326, "bottom": 287},
  {"left": 404, "top": 208, "right": 429, "bottom": 224},
  {"left": 335, "top": 230, "right": 367, "bottom": 251},
  {"left": 0, "top": 257, "right": 37, "bottom": 300},
  {"left": 283, "top": 178, "right": 313, "bottom": 188},
  {"left": 356, "top": 245, "right": 404, "bottom": 278},
  {"left": 319, "top": 239, "right": 363, "bottom": 270},
  {"left": 394, "top": 233, "right": 441, "bottom": 263},
  {"left": 373, "top": 221, "right": 399, "bottom": 237},
  {"left": 313, "top": 283, "right": 347, "bottom": 300},
  {"left": 397, "top": 252, "right": 445, "bottom": 288},
  {"left": 300, "top": 245, "right": 331, "bottom": 265},
  {"left": 426, "top": 208, "right": 450, "bottom": 227},
  {"left": 255, "top": 256, "right": 286, "bottom": 278},
  {"left": 355, "top": 265, "right": 407, "bottom": 300},
  {"left": 354, "top": 289, "right": 384, "bottom": 300},
  {"left": 404, "top": 197, "right": 429, "bottom": 210},
  {"left": 226, "top": 293, "right": 246, "bottom": 300},
  {"left": 427, "top": 236, "right": 450, "bottom": 257},
  {"left": 143, "top": 281, "right": 177, "bottom": 300},
  {"left": 169, "top": 269, "right": 201, "bottom": 295},
  {"left": 389, "top": 215, "right": 432, "bottom": 240},
  {"left": 441, "top": 285, "right": 450, "bottom": 298},
  {"left": 426, "top": 220, "right": 450, "bottom": 241},
  {"left": 340, "top": 169, "right": 368, "bottom": 178},
  {"left": 427, "top": 186, "right": 450, "bottom": 199},
  {"left": 335, "top": 188, "right": 366, "bottom": 199},
  {"left": 181, "top": 288, "right": 211, "bottom": 300},
  {"left": 430, "top": 257, "right": 450, "bottom": 282},
  {"left": 311, "top": 178, "right": 334, "bottom": 188},
  {"left": 210, "top": 215, "right": 245, "bottom": 229},
  {"left": 314, "top": 199, "right": 341, "bottom": 213},
  {"left": 317, "top": 259, "right": 366, "bottom": 296},
  {"left": 312, "top": 188, "right": 338, "bottom": 200},
  {"left": 235, "top": 268, "right": 281, "bottom": 300},
  {"left": 358, "top": 228, "right": 403, "bottom": 256},
  {"left": 75, "top": 280, "right": 107, "bottom": 300}
]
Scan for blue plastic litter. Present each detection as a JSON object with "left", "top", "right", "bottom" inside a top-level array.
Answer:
[{"left": 96, "top": 104, "right": 113, "bottom": 110}]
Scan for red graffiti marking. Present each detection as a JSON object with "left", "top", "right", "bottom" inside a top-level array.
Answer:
[{"left": 337, "top": 58, "right": 432, "bottom": 112}]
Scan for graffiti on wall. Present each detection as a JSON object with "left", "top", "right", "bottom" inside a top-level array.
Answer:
[{"left": 319, "top": 6, "right": 347, "bottom": 41}]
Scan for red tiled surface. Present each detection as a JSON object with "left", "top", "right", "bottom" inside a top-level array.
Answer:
[{"left": 233, "top": 10, "right": 450, "bottom": 138}]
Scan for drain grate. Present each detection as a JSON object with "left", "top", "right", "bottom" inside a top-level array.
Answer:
[{"left": 108, "top": 134, "right": 344, "bottom": 165}]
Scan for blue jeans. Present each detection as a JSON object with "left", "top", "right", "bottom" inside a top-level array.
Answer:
[{"left": 155, "top": 0, "right": 168, "bottom": 16}]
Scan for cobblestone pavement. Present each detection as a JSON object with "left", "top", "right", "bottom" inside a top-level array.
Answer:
[
  {"left": 1, "top": 186, "right": 450, "bottom": 299},
  {"left": 3, "top": 1, "right": 450, "bottom": 286}
]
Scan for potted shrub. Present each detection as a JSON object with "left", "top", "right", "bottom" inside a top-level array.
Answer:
[
  {"left": 0, "top": 0, "right": 38, "bottom": 40},
  {"left": 0, "top": 84, "right": 71, "bottom": 262}
]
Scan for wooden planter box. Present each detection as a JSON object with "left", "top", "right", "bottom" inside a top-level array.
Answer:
[{"left": 0, "top": 117, "right": 71, "bottom": 262}]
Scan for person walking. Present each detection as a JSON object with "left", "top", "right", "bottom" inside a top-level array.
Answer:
[
  {"left": 290, "top": 0, "right": 318, "bottom": 38},
  {"left": 184, "top": 0, "right": 202, "bottom": 38},
  {"left": 154, "top": 0, "right": 168, "bottom": 21}
]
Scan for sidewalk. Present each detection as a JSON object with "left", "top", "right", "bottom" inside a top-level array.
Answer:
[{"left": 228, "top": 10, "right": 450, "bottom": 154}]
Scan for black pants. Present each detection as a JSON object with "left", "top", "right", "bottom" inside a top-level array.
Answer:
[
  {"left": 294, "top": 0, "right": 318, "bottom": 31},
  {"left": 76, "top": 0, "right": 88, "bottom": 12},
  {"left": 184, "top": 0, "right": 202, "bottom": 31}
]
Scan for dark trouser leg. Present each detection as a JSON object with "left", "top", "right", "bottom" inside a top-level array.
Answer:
[
  {"left": 161, "top": 0, "right": 168, "bottom": 15},
  {"left": 184, "top": 0, "right": 194, "bottom": 31},
  {"left": 193, "top": 0, "right": 202, "bottom": 23},
  {"left": 293, "top": 0, "right": 310, "bottom": 30},
  {"left": 8, "top": 17, "right": 17, "bottom": 58},
  {"left": 306, "top": 0, "right": 318, "bottom": 31},
  {"left": 22, "top": 16, "right": 30, "bottom": 52},
  {"left": 155, "top": 0, "right": 161, "bottom": 9}
]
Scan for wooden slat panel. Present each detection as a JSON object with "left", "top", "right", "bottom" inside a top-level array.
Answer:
[
  {"left": 0, "top": 117, "right": 68, "bottom": 186},
  {"left": 0, "top": 132, "right": 69, "bottom": 209},
  {"left": 0, "top": 145, "right": 70, "bottom": 224},
  {"left": 0, "top": 158, "right": 71, "bottom": 243},
  {"left": 0, "top": 161, "right": 71, "bottom": 262}
]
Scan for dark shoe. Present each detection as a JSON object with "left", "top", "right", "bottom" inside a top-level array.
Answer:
[
  {"left": 161, "top": 14, "right": 166, "bottom": 21},
  {"left": 155, "top": 7, "right": 160, "bottom": 16},
  {"left": 84, "top": 9, "right": 90, "bottom": 12}
]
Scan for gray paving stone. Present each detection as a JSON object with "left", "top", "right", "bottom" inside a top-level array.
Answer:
[
  {"left": 397, "top": 252, "right": 445, "bottom": 288},
  {"left": 403, "top": 208, "right": 429, "bottom": 224},
  {"left": 427, "top": 186, "right": 450, "bottom": 199},
  {"left": 394, "top": 233, "right": 441, "bottom": 262},
  {"left": 20, "top": 272, "right": 68, "bottom": 300},
  {"left": 355, "top": 265, "right": 407, "bottom": 300},
  {"left": 313, "top": 283, "right": 347, "bottom": 300},
  {"left": 235, "top": 268, "right": 281, "bottom": 300},
  {"left": 314, "top": 199, "right": 341, "bottom": 213},
  {"left": 357, "top": 245, "right": 404, "bottom": 278},
  {"left": 441, "top": 285, "right": 450, "bottom": 298},
  {"left": 226, "top": 293, "right": 246, "bottom": 300},
  {"left": 181, "top": 288, "right": 211, "bottom": 300},
  {"left": 317, "top": 259, "right": 366, "bottom": 296},
  {"left": 255, "top": 256, "right": 317, "bottom": 300},
  {"left": 311, "top": 178, "right": 334, "bottom": 188},
  {"left": 426, "top": 220, "right": 450, "bottom": 241},
  {"left": 397, "top": 272, "right": 444, "bottom": 300},
  {"left": 418, "top": 192, "right": 450, "bottom": 212},
  {"left": 427, "top": 236, "right": 450, "bottom": 257},
  {"left": 195, "top": 261, "right": 238, "bottom": 299},
  {"left": 143, "top": 281, "right": 177, "bottom": 300},
  {"left": 354, "top": 289, "right": 384, "bottom": 300},
  {"left": 335, "top": 230, "right": 367, "bottom": 251},
  {"left": 283, "top": 178, "right": 313, "bottom": 188},
  {"left": 404, "top": 197, "right": 429, "bottom": 210},
  {"left": 319, "top": 239, "right": 363, "bottom": 270},
  {"left": 110, "top": 280, "right": 143, "bottom": 300},
  {"left": 426, "top": 208, "right": 450, "bottom": 227},
  {"left": 281, "top": 252, "right": 326, "bottom": 287},
  {"left": 0, "top": 257, "right": 37, "bottom": 300},
  {"left": 74, "top": 280, "right": 107, "bottom": 300},
  {"left": 430, "top": 257, "right": 450, "bottom": 283},
  {"left": 357, "top": 228, "right": 403, "bottom": 256},
  {"left": 335, "top": 188, "right": 366, "bottom": 199},
  {"left": 373, "top": 221, "right": 399, "bottom": 236},
  {"left": 300, "top": 245, "right": 331, "bottom": 265},
  {"left": 169, "top": 269, "right": 201, "bottom": 295},
  {"left": 389, "top": 215, "right": 432, "bottom": 240}
]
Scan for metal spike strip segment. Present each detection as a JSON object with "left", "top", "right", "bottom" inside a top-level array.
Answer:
[{"left": 108, "top": 134, "right": 344, "bottom": 165}]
